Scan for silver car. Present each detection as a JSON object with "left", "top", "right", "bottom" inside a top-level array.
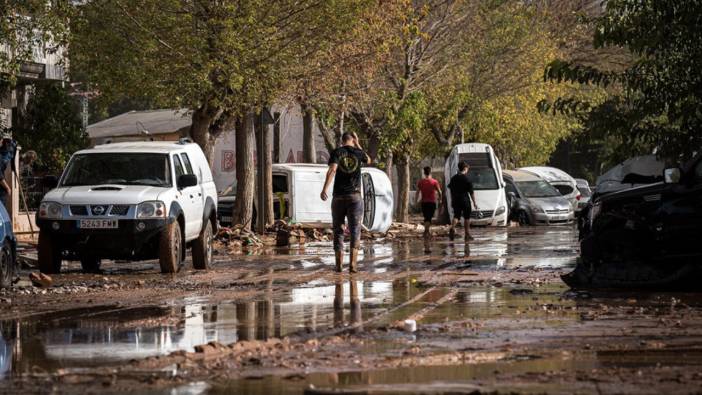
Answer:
[
  {"left": 574, "top": 178, "right": 592, "bottom": 213},
  {"left": 504, "top": 170, "right": 575, "bottom": 225},
  {"left": 519, "top": 166, "right": 580, "bottom": 211}
]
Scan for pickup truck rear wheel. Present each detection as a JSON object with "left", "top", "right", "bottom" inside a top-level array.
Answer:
[
  {"left": 159, "top": 221, "right": 182, "bottom": 274},
  {"left": 80, "top": 257, "right": 101, "bottom": 273},
  {"left": 38, "top": 231, "right": 62, "bottom": 274},
  {"left": 192, "top": 220, "right": 213, "bottom": 270}
]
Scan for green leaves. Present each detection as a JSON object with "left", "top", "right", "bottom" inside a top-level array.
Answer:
[{"left": 546, "top": 0, "right": 702, "bottom": 161}]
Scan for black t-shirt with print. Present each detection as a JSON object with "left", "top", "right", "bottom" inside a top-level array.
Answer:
[
  {"left": 329, "top": 146, "right": 367, "bottom": 196},
  {"left": 448, "top": 173, "right": 474, "bottom": 203}
]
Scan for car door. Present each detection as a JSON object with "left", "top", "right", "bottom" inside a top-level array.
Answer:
[
  {"left": 180, "top": 152, "right": 204, "bottom": 235},
  {"left": 173, "top": 154, "right": 200, "bottom": 240}
]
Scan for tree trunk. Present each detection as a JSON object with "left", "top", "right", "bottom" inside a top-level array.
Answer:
[
  {"left": 233, "top": 111, "right": 256, "bottom": 227},
  {"left": 395, "top": 153, "right": 410, "bottom": 223},
  {"left": 190, "top": 106, "right": 216, "bottom": 166},
  {"left": 367, "top": 133, "right": 380, "bottom": 162},
  {"left": 302, "top": 103, "right": 316, "bottom": 163},
  {"left": 385, "top": 150, "right": 394, "bottom": 180},
  {"left": 256, "top": 110, "right": 274, "bottom": 226}
]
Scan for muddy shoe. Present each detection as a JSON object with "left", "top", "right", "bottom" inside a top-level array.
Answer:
[
  {"left": 349, "top": 248, "right": 359, "bottom": 273},
  {"left": 449, "top": 227, "right": 455, "bottom": 241},
  {"left": 334, "top": 250, "right": 343, "bottom": 272}
]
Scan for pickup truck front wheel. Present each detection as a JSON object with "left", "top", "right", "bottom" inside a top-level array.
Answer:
[
  {"left": 159, "top": 221, "right": 182, "bottom": 274},
  {"left": 38, "top": 231, "right": 62, "bottom": 274},
  {"left": 192, "top": 220, "right": 213, "bottom": 270}
]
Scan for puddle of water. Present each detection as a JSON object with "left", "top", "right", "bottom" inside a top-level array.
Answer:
[
  {"left": 210, "top": 346, "right": 702, "bottom": 394},
  {"left": 0, "top": 278, "right": 426, "bottom": 379},
  {"left": 209, "top": 354, "right": 595, "bottom": 395}
]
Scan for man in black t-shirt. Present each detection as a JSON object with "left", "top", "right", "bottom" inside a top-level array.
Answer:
[
  {"left": 321, "top": 132, "right": 371, "bottom": 273},
  {"left": 448, "top": 161, "right": 478, "bottom": 241}
]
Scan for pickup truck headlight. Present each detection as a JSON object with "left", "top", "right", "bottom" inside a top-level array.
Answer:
[
  {"left": 137, "top": 201, "right": 166, "bottom": 218},
  {"left": 39, "top": 202, "right": 63, "bottom": 219},
  {"left": 495, "top": 205, "right": 506, "bottom": 216}
]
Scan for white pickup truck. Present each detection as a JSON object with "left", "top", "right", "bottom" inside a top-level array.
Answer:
[{"left": 36, "top": 140, "right": 218, "bottom": 274}]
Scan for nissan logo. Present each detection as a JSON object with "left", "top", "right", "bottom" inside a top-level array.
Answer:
[{"left": 92, "top": 205, "right": 106, "bottom": 215}]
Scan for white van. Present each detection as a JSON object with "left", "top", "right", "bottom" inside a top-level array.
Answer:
[
  {"left": 444, "top": 143, "right": 508, "bottom": 226},
  {"left": 218, "top": 164, "right": 394, "bottom": 233}
]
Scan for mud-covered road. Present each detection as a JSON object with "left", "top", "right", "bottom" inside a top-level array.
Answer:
[{"left": 2, "top": 225, "right": 702, "bottom": 394}]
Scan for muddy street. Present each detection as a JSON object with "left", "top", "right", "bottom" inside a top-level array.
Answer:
[{"left": 2, "top": 225, "right": 702, "bottom": 394}]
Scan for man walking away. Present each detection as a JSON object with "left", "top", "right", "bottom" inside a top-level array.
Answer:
[
  {"left": 415, "top": 166, "right": 442, "bottom": 239},
  {"left": 448, "top": 161, "right": 477, "bottom": 241},
  {"left": 321, "top": 132, "right": 371, "bottom": 273}
]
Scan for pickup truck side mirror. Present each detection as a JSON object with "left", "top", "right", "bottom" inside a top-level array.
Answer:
[
  {"left": 177, "top": 174, "right": 198, "bottom": 189},
  {"left": 664, "top": 168, "right": 681, "bottom": 184},
  {"left": 43, "top": 175, "right": 58, "bottom": 189}
]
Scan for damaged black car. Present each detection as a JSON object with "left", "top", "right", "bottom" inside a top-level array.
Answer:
[{"left": 563, "top": 152, "right": 702, "bottom": 289}]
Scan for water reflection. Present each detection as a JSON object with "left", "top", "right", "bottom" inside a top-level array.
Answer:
[{"left": 0, "top": 277, "right": 420, "bottom": 379}]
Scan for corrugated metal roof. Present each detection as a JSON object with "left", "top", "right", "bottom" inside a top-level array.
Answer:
[{"left": 86, "top": 109, "right": 191, "bottom": 139}]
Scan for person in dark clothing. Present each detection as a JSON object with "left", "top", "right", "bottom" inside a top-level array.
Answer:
[
  {"left": 0, "top": 134, "right": 17, "bottom": 210},
  {"left": 415, "top": 166, "right": 442, "bottom": 239},
  {"left": 321, "top": 131, "right": 371, "bottom": 273},
  {"left": 448, "top": 161, "right": 478, "bottom": 241}
]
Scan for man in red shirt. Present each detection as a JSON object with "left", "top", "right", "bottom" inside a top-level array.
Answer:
[{"left": 415, "top": 166, "right": 442, "bottom": 238}]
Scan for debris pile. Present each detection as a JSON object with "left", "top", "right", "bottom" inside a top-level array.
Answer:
[
  {"left": 215, "top": 225, "right": 265, "bottom": 252},
  {"left": 274, "top": 221, "right": 307, "bottom": 247}
]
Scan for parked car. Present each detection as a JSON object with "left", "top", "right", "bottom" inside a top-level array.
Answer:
[
  {"left": 519, "top": 166, "right": 580, "bottom": 211},
  {"left": 574, "top": 178, "right": 592, "bottom": 212},
  {"left": 594, "top": 154, "right": 664, "bottom": 195},
  {"left": 36, "top": 140, "right": 218, "bottom": 274},
  {"left": 503, "top": 170, "right": 574, "bottom": 226},
  {"left": 563, "top": 152, "right": 702, "bottom": 289},
  {"left": 0, "top": 204, "right": 17, "bottom": 288},
  {"left": 218, "top": 164, "right": 394, "bottom": 233},
  {"left": 444, "top": 143, "right": 508, "bottom": 226}
]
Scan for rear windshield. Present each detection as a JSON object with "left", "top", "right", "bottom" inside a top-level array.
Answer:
[
  {"left": 516, "top": 181, "right": 561, "bottom": 198},
  {"left": 554, "top": 184, "right": 575, "bottom": 196},
  {"left": 62, "top": 153, "right": 171, "bottom": 187}
]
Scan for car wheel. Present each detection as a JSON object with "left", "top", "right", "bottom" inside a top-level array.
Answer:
[
  {"left": 517, "top": 211, "right": 531, "bottom": 226},
  {"left": 80, "top": 257, "right": 101, "bottom": 274},
  {"left": 192, "top": 219, "right": 213, "bottom": 270},
  {"left": 38, "top": 230, "right": 62, "bottom": 274},
  {"left": 159, "top": 221, "right": 182, "bottom": 274},
  {"left": 0, "top": 239, "right": 15, "bottom": 288}
]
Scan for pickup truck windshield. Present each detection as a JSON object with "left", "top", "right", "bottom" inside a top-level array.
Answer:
[
  {"left": 516, "top": 181, "right": 561, "bottom": 198},
  {"left": 62, "top": 153, "right": 171, "bottom": 187}
]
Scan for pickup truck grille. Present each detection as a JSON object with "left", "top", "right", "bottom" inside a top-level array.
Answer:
[
  {"left": 70, "top": 205, "right": 88, "bottom": 216},
  {"left": 109, "top": 205, "right": 130, "bottom": 215},
  {"left": 69, "top": 204, "right": 130, "bottom": 216}
]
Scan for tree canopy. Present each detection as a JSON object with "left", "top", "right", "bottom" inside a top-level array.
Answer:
[{"left": 543, "top": 0, "right": 702, "bottom": 162}]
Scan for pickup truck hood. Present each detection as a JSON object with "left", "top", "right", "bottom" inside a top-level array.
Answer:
[
  {"left": 594, "top": 181, "right": 667, "bottom": 204},
  {"left": 43, "top": 185, "right": 168, "bottom": 205}
]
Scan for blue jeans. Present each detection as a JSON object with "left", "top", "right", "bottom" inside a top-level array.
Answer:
[{"left": 332, "top": 193, "right": 363, "bottom": 251}]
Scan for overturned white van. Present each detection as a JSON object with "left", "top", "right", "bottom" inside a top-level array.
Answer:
[
  {"left": 444, "top": 143, "right": 508, "bottom": 226},
  {"left": 218, "top": 164, "right": 394, "bottom": 233}
]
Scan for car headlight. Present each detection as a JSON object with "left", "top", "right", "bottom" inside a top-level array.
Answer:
[
  {"left": 39, "top": 202, "right": 63, "bottom": 219},
  {"left": 137, "top": 201, "right": 166, "bottom": 218},
  {"left": 495, "top": 205, "right": 506, "bottom": 215},
  {"left": 529, "top": 204, "right": 545, "bottom": 214}
]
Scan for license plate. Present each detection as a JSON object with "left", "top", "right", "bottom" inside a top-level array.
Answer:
[{"left": 79, "top": 219, "right": 118, "bottom": 229}]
